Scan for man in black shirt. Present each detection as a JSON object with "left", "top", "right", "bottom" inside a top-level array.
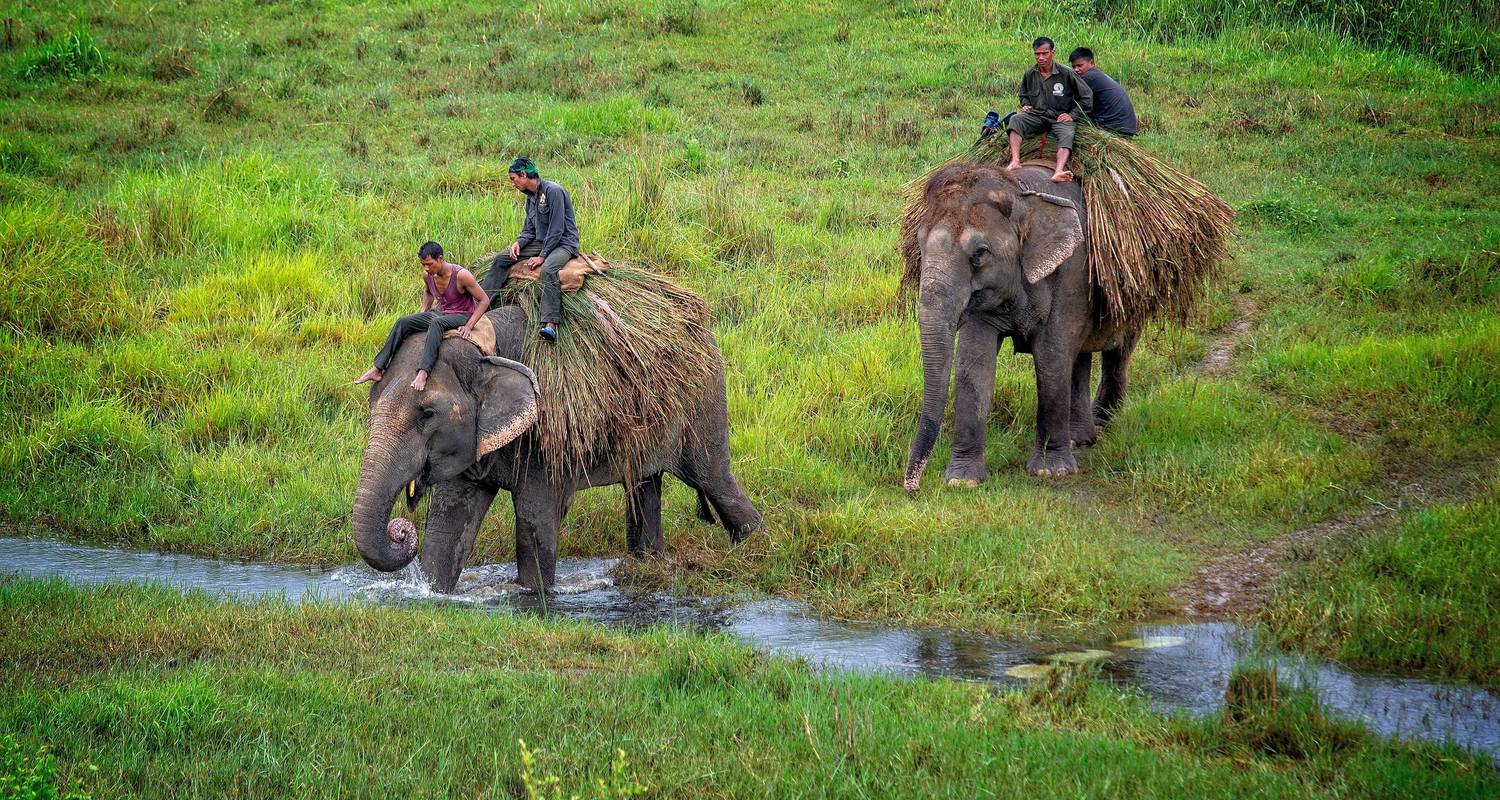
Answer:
[
  {"left": 485, "top": 156, "right": 581, "bottom": 343},
  {"left": 1004, "top": 37, "right": 1093, "bottom": 183},
  {"left": 1069, "top": 47, "right": 1138, "bottom": 137}
]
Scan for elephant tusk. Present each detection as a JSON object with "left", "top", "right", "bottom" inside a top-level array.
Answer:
[{"left": 407, "top": 480, "right": 417, "bottom": 499}]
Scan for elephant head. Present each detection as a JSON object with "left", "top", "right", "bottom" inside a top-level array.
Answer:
[
  {"left": 903, "top": 164, "right": 1084, "bottom": 492},
  {"left": 352, "top": 347, "right": 538, "bottom": 572}
]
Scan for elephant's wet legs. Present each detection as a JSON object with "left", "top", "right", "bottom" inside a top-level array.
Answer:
[
  {"left": 1094, "top": 330, "right": 1139, "bottom": 427},
  {"left": 513, "top": 483, "right": 566, "bottom": 591},
  {"left": 421, "top": 480, "right": 499, "bottom": 593},
  {"left": 944, "top": 319, "right": 999, "bottom": 486},
  {"left": 1070, "top": 352, "right": 1100, "bottom": 447},
  {"left": 626, "top": 473, "right": 665, "bottom": 556},
  {"left": 1028, "top": 349, "right": 1078, "bottom": 476}
]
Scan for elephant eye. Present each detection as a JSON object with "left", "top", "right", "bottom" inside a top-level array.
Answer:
[
  {"left": 969, "top": 246, "right": 990, "bottom": 267},
  {"left": 419, "top": 406, "right": 437, "bottom": 420}
]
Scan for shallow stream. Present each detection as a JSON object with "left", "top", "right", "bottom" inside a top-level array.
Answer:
[{"left": 3, "top": 535, "right": 1496, "bottom": 760}]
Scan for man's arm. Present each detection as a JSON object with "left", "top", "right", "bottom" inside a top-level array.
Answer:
[
  {"left": 1017, "top": 73, "right": 1031, "bottom": 111},
  {"left": 515, "top": 199, "right": 537, "bottom": 249},
  {"left": 420, "top": 286, "right": 435, "bottom": 313},
  {"left": 1073, "top": 71, "right": 1094, "bottom": 116},
  {"left": 457, "top": 271, "right": 491, "bottom": 336},
  {"left": 537, "top": 184, "right": 568, "bottom": 258}
]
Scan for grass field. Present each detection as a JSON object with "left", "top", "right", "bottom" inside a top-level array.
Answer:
[
  {"left": 3, "top": 577, "right": 1497, "bottom": 799},
  {"left": 1, "top": 2, "right": 1498, "bottom": 789}
]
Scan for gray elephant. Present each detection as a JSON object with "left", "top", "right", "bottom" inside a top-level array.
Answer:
[
  {"left": 352, "top": 305, "right": 762, "bottom": 592},
  {"left": 903, "top": 163, "right": 1140, "bottom": 490}
]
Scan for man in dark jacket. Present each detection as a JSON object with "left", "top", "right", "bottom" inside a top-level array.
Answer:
[
  {"left": 1004, "top": 37, "right": 1093, "bottom": 183},
  {"left": 484, "top": 156, "right": 580, "bottom": 342},
  {"left": 1069, "top": 47, "right": 1138, "bottom": 136}
]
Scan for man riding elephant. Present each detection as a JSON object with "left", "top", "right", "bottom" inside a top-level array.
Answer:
[
  {"left": 483, "top": 156, "right": 580, "bottom": 343},
  {"left": 1004, "top": 37, "right": 1094, "bottom": 183}
]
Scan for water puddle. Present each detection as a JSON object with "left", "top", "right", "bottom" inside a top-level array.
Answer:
[{"left": 3, "top": 535, "right": 1496, "bottom": 760}]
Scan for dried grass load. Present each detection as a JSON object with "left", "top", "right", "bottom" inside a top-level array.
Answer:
[
  {"left": 899, "top": 124, "right": 1234, "bottom": 327},
  {"left": 473, "top": 255, "right": 719, "bottom": 481}
]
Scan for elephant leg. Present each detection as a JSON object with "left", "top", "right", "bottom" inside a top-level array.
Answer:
[
  {"left": 1094, "top": 328, "right": 1140, "bottom": 428},
  {"left": 512, "top": 481, "right": 565, "bottom": 591},
  {"left": 1070, "top": 351, "right": 1099, "bottom": 447},
  {"left": 673, "top": 366, "right": 762, "bottom": 544},
  {"left": 944, "top": 318, "right": 1000, "bottom": 487},
  {"left": 626, "top": 473, "right": 665, "bottom": 556},
  {"left": 1027, "top": 343, "right": 1078, "bottom": 476},
  {"left": 420, "top": 479, "right": 499, "bottom": 593},
  {"left": 694, "top": 489, "right": 718, "bottom": 525}
]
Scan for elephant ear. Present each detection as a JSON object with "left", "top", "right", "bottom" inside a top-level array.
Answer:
[
  {"left": 473, "top": 356, "right": 539, "bottom": 459},
  {"left": 1018, "top": 189, "right": 1085, "bottom": 284}
]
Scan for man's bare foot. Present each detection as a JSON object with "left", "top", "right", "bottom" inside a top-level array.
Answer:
[
  {"left": 410, "top": 371, "right": 428, "bottom": 391},
  {"left": 1005, "top": 161, "right": 1023, "bottom": 171},
  {"left": 354, "top": 367, "right": 383, "bottom": 385},
  {"left": 1051, "top": 170, "right": 1074, "bottom": 183}
]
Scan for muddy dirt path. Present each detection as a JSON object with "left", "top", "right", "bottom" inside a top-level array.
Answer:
[{"left": 1197, "top": 295, "right": 1257, "bottom": 376}]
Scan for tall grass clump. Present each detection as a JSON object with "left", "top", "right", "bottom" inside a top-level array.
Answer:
[
  {"left": 17, "top": 29, "right": 106, "bottom": 82},
  {"left": 1093, "top": 0, "right": 1498, "bottom": 74}
]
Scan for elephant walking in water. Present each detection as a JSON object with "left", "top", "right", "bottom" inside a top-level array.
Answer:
[
  {"left": 352, "top": 305, "right": 762, "bottom": 592},
  {"left": 904, "top": 163, "right": 1140, "bottom": 490}
]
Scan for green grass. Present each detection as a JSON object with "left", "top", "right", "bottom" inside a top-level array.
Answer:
[
  {"left": 0, "top": 0, "right": 1496, "bottom": 652},
  {"left": 2, "top": 578, "right": 1496, "bottom": 799},
  {"left": 1261, "top": 478, "right": 1500, "bottom": 686}
]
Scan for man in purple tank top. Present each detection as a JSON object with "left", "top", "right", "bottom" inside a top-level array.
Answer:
[{"left": 354, "top": 241, "right": 491, "bottom": 392}]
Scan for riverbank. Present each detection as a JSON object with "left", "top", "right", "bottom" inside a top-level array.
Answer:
[{"left": 3, "top": 577, "right": 1496, "bottom": 798}]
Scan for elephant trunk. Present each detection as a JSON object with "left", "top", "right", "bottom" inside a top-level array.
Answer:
[
  {"left": 352, "top": 419, "right": 421, "bottom": 572},
  {"left": 904, "top": 241, "right": 964, "bottom": 492}
]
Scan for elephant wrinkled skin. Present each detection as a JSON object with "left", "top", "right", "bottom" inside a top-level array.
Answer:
[
  {"left": 352, "top": 305, "right": 762, "bottom": 592},
  {"left": 904, "top": 163, "right": 1140, "bottom": 490}
]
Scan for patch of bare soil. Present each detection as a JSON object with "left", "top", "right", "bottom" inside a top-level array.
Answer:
[
  {"left": 1198, "top": 295, "right": 1257, "bottom": 376},
  {"left": 1170, "top": 483, "right": 1430, "bottom": 619}
]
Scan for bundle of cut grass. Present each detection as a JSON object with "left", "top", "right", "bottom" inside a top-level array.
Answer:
[
  {"left": 474, "top": 255, "right": 718, "bottom": 482},
  {"left": 899, "top": 124, "right": 1233, "bottom": 327}
]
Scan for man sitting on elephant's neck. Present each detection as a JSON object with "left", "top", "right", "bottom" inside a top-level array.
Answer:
[
  {"left": 1004, "top": 36, "right": 1094, "bottom": 183},
  {"left": 482, "top": 156, "right": 580, "bottom": 344},
  {"left": 354, "top": 241, "right": 491, "bottom": 392}
]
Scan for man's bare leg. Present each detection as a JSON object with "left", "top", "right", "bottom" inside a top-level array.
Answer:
[
  {"left": 411, "top": 370, "right": 428, "bottom": 391},
  {"left": 354, "top": 367, "right": 383, "bottom": 385},
  {"left": 1005, "top": 130, "right": 1024, "bottom": 171},
  {"left": 1051, "top": 147, "right": 1074, "bottom": 183}
]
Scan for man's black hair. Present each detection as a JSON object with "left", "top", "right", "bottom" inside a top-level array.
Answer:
[
  {"left": 1069, "top": 47, "right": 1094, "bottom": 63},
  {"left": 418, "top": 241, "right": 443, "bottom": 260},
  {"left": 1032, "top": 37, "right": 1054, "bottom": 51},
  {"left": 508, "top": 156, "right": 540, "bottom": 179}
]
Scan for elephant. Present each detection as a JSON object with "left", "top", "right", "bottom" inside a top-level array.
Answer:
[
  {"left": 352, "top": 304, "right": 762, "bottom": 592},
  {"left": 903, "top": 162, "right": 1140, "bottom": 490}
]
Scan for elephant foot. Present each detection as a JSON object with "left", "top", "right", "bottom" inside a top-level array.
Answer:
[
  {"left": 1027, "top": 450, "right": 1078, "bottom": 477},
  {"left": 1070, "top": 425, "right": 1102, "bottom": 448},
  {"left": 943, "top": 458, "right": 989, "bottom": 488},
  {"left": 729, "top": 519, "right": 760, "bottom": 545}
]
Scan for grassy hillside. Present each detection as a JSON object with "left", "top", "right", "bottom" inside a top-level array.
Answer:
[{"left": 1, "top": 0, "right": 1497, "bottom": 652}]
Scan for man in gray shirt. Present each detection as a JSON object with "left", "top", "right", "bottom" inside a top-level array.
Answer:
[
  {"left": 1069, "top": 47, "right": 1138, "bottom": 136},
  {"left": 485, "top": 156, "right": 580, "bottom": 342},
  {"left": 1004, "top": 36, "right": 1093, "bottom": 183}
]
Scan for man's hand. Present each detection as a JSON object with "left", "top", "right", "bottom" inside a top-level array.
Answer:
[
  {"left": 509, "top": 240, "right": 521, "bottom": 259},
  {"left": 523, "top": 256, "right": 544, "bottom": 269},
  {"left": 1021, "top": 104, "right": 1033, "bottom": 113},
  {"left": 458, "top": 324, "right": 473, "bottom": 340},
  {"left": 1058, "top": 113, "right": 1073, "bottom": 123}
]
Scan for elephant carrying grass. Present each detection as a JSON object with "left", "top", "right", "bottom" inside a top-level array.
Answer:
[{"left": 352, "top": 302, "right": 762, "bottom": 592}]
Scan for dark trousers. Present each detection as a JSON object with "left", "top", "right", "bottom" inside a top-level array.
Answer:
[
  {"left": 485, "top": 244, "right": 574, "bottom": 325},
  {"left": 372, "top": 312, "right": 468, "bottom": 374}
]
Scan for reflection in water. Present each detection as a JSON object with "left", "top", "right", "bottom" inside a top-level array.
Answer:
[{"left": 2, "top": 534, "right": 1496, "bottom": 760}]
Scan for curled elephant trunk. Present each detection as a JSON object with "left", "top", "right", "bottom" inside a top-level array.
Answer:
[
  {"left": 904, "top": 237, "right": 964, "bottom": 492},
  {"left": 352, "top": 426, "right": 421, "bottom": 572}
]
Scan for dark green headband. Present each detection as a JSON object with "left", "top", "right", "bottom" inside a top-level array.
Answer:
[{"left": 508, "top": 157, "right": 538, "bottom": 178}]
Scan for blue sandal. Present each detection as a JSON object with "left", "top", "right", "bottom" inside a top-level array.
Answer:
[{"left": 537, "top": 326, "right": 557, "bottom": 342}]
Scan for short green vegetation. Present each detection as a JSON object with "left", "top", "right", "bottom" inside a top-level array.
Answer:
[
  {"left": 3, "top": 578, "right": 1495, "bottom": 799},
  {"left": 2, "top": 0, "right": 1494, "bottom": 639},
  {"left": 1262, "top": 478, "right": 1500, "bottom": 686}
]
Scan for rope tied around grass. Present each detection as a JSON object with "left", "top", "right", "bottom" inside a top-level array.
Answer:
[
  {"left": 476, "top": 255, "right": 719, "bottom": 484},
  {"left": 899, "top": 124, "right": 1234, "bottom": 328}
]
